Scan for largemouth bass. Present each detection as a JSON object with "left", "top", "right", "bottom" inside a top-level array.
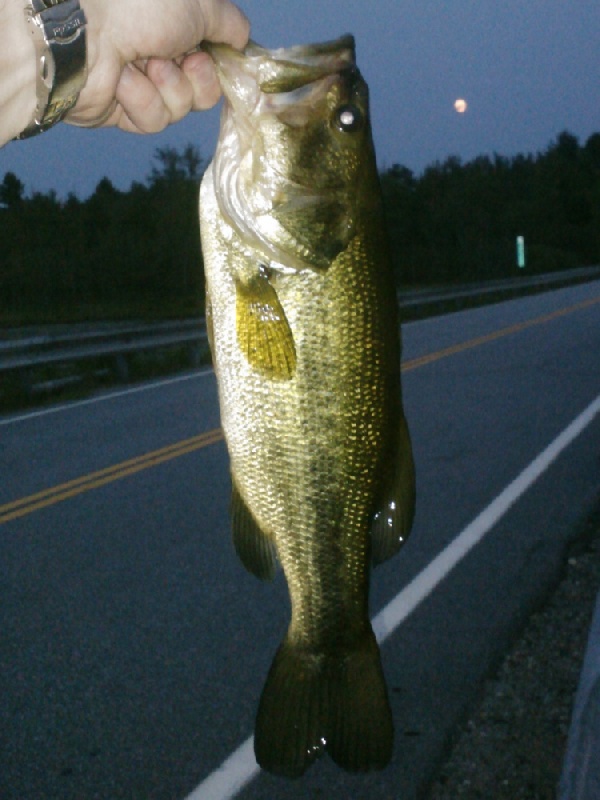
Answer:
[{"left": 199, "top": 34, "right": 416, "bottom": 777}]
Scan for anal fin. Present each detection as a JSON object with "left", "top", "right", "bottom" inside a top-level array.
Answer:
[
  {"left": 231, "top": 479, "right": 278, "bottom": 580},
  {"left": 371, "top": 412, "right": 416, "bottom": 565}
]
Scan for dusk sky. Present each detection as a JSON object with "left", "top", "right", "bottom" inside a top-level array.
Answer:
[{"left": 1, "top": 0, "right": 599, "bottom": 198}]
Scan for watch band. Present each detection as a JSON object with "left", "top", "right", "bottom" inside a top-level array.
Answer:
[{"left": 16, "top": 0, "right": 88, "bottom": 139}]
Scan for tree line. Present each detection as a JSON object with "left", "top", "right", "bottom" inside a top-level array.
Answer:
[
  {"left": 0, "top": 145, "right": 205, "bottom": 325},
  {"left": 382, "top": 130, "right": 600, "bottom": 285},
  {"left": 1, "top": 130, "right": 599, "bottom": 325}
]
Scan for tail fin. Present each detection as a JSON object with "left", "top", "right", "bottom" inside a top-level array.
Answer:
[{"left": 254, "top": 629, "right": 393, "bottom": 777}]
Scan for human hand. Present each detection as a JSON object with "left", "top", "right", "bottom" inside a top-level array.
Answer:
[{"left": 68, "top": 0, "right": 249, "bottom": 133}]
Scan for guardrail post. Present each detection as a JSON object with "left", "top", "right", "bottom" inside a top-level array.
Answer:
[
  {"left": 114, "top": 354, "right": 129, "bottom": 382},
  {"left": 4, "top": 368, "right": 34, "bottom": 403},
  {"left": 189, "top": 342, "right": 203, "bottom": 368}
]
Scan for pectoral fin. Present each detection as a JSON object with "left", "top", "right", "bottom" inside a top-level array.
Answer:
[
  {"left": 231, "top": 479, "right": 278, "bottom": 580},
  {"left": 371, "top": 413, "right": 416, "bottom": 565},
  {"left": 235, "top": 271, "right": 296, "bottom": 380}
]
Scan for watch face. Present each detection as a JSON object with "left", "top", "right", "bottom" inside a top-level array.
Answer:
[
  {"left": 18, "top": 0, "right": 87, "bottom": 138},
  {"left": 39, "top": 1, "right": 70, "bottom": 10}
]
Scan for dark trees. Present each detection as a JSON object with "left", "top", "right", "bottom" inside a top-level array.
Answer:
[
  {"left": 0, "top": 145, "right": 207, "bottom": 324},
  {"left": 1, "top": 133, "right": 599, "bottom": 325},
  {"left": 381, "top": 130, "right": 600, "bottom": 285}
]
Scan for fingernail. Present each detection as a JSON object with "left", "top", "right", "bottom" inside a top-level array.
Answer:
[
  {"left": 119, "top": 64, "right": 136, "bottom": 86},
  {"left": 188, "top": 53, "right": 217, "bottom": 86},
  {"left": 155, "top": 59, "right": 181, "bottom": 87}
]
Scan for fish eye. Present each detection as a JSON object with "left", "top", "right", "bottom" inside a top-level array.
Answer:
[{"left": 335, "top": 104, "right": 363, "bottom": 133}]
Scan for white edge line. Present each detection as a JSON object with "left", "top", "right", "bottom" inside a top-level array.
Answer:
[
  {"left": 373, "top": 392, "right": 600, "bottom": 642},
  {"left": 0, "top": 369, "right": 213, "bottom": 427},
  {"left": 184, "top": 392, "right": 600, "bottom": 800},
  {"left": 184, "top": 738, "right": 259, "bottom": 800}
]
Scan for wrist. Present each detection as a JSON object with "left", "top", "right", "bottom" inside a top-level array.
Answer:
[
  {"left": 65, "top": 0, "right": 121, "bottom": 125},
  {"left": 0, "top": 0, "right": 37, "bottom": 145}
]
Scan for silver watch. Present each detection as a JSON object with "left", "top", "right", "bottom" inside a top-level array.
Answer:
[{"left": 16, "top": 0, "right": 88, "bottom": 139}]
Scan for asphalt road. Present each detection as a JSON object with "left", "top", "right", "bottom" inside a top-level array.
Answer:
[{"left": 1, "top": 280, "right": 599, "bottom": 800}]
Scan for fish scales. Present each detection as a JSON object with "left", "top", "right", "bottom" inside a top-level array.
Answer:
[{"left": 199, "top": 34, "right": 415, "bottom": 777}]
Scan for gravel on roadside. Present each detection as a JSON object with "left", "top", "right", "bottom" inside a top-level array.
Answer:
[{"left": 428, "top": 500, "right": 600, "bottom": 800}]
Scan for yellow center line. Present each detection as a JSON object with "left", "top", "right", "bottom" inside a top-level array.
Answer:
[
  {"left": 402, "top": 295, "right": 600, "bottom": 372},
  {"left": 0, "top": 428, "right": 223, "bottom": 525},
  {"left": 2, "top": 294, "right": 599, "bottom": 525}
]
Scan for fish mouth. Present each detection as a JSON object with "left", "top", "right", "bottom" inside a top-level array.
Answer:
[
  {"left": 205, "top": 35, "right": 355, "bottom": 97},
  {"left": 204, "top": 36, "right": 358, "bottom": 272}
]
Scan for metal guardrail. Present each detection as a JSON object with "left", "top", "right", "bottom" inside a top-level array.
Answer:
[
  {"left": 0, "top": 319, "right": 206, "bottom": 372},
  {"left": 0, "top": 319, "right": 208, "bottom": 396},
  {"left": 398, "top": 264, "right": 600, "bottom": 311},
  {"left": 1, "top": 265, "right": 599, "bottom": 397}
]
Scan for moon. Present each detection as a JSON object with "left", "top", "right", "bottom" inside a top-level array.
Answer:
[{"left": 454, "top": 98, "right": 468, "bottom": 114}]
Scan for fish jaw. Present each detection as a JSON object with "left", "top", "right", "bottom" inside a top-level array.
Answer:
[
  {"left": 204, "top": 35, "right": 356, "bottom": 106},
  {"left": 203, "top": 36, "right": 367, "bottom": 273}
]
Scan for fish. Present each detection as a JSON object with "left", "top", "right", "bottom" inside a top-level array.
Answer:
[{"left": 199, "top": 34, "right": 416, "bottom": 777}]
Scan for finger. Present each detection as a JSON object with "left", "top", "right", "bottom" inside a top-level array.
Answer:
[
  {"left": 181, "top": 51, "right": 222, "bottom": 110},
  {"left": 201, "top": 0, "right": 250, "bottom": 50},
  {"left": 115, "top": 63, "right": 173, "bottom": 133},
  {"left": 66, "top": 100, "right": 121, "bottom": 129},
  {"left": 145, "top": 57, "right": 195, "bottom": 120}
]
